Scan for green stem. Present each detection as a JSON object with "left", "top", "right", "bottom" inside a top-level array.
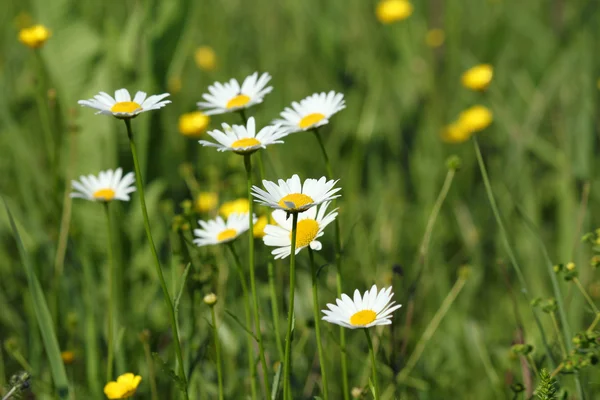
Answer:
[
  {"left": 309, "top": 249, "right": 329, "bottom": 399},
  {"left": 103, "top": 203, "right": 116, "bottom": 382},
  {"left": 550, "top": 312, "right": 567, "bottom": 359},
  {"left": 573, "top": 278, "right": 600, "bottom": 314},
  {"left": 124, "top": 119, "right": 189, "bottom": 400},
  {"left": 239, "top": 109, "right": 248, "bottom": 125},
  {"left": 587, "top": 313, "right": 600, "bottom": 332},
  {"left": 244, "top": 154, "right": 270, "bottom": 395},
  {"left": 526, "top": 355, "right": 539, "bottom": 378},
  {"left": 283, "top": 212, "right": 299, "bottom": 400},
  {"left": 227, "top": 244, "right": 258, "bottom": 400},
  {"left": 141, "top": 336, "right": 159, "bottom": 400},
  {"left": 268, "top": 258, "right": 285, "bottom": 362},
  {"left": 33, "top": 50, "right": 55, "bottom": 169},
  {"left": 210, "top": 306, "right": 224, "bottom": 400},
  {"left": 312, "top": 127, "right": 349, "bottom": 400},
  {"left": 364, "top": 329, "right": 380, "bottom": 400}
]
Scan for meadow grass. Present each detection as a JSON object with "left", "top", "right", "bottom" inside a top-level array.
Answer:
[{"left": 1, "top": 0, "right": 600, "bottom": 398}]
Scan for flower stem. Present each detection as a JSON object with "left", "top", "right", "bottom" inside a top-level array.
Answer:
[
  {"left": 239, "top": 109, "right": 248, "bottom": 125},
  {"left": 283, "top": 212, "right": 299, "bottom": 400},
  {"left": 124, "top": 119, "right": 189, "bottom": 400},
  {"left": 268, "top": 258, "right": 285, "bottom": 362},
  {"left": 573, "top": 277, "right": 600, "bottom": 314},
  {"left": 243, "top": 154, "right": 270, "bottom": 395},
  {"left": 210, "top": 306, "right": 224, "bottom": 400},
  {"left": 312, "top": 127, "right": 349, "bottom": 400},
  {"left": 309, "top": 248, "right": 329, "bottom": 399},
  {"left": 103, "top": 203, "right": 116, "bottom": 382},
  {"left": 364, "top": 329, "right": 380, "bottom": 400},
  {"left": 227, "top": 243, "right": 258, "bottom": 400},
  {"left": 550, "top": 312, "right": 567, "bottom": 359},
  {"left": 587, "top": 313, "right": 600, "bottom": 332}
]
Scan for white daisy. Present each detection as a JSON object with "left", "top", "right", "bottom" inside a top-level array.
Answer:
[
  {"left": 251, "top": 174, "right": 341, "bottom": 213},
  {"left": 70, "top": 168, "right": 136, "bottom": 202},
  {"left": 193, "top": 212, "right": 257, "bottom": 247},
  {"left": 197, "top": 72, "right": 273, "bottom": 115},
  {"left": 78, "top": 88, "right": 171, "bottom": 119},
  {"left": 322, "top": 285, "right": 402, "bottom": 329},
  {"left": 199, "top": 116, "right": 288, "bottom": 155},
  {"left": 263, "top": 201, "right": 337, "bottom": 259},
  {"left": 273, "top": 91, "right": 346, "bottom": 133}
]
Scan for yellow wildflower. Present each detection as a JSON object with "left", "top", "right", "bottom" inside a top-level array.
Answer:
[
  {"left": 461, "top": 64, "right": 493, "bottom": 91},
  {"left": 104, "top": 373, "right": 142, "bottom": 399},
  {"left": 426, "top": 29, "right": 445, "bottom": 48},
  {"left": 458, "top": 105, "right": 493, "bottom": 134},
  {"left": 18, "top": 24, "right": 51, "bottom": 49},
  {"left": 441, "top": 122, "right": 470, "bottom": 144},
  {"left": 179, "top": 111, "right": 210, "bottom": 138},
  {"left": 195, "top": 192, "right": 218, "bottom": 213},
  {"left": 219, "top": 198, "right": 249, "bottom": 218},
  {"left": 376, "top": 0, "right": 413, "bottom": 24},
  {"left": 61, "top": 351, "right": 75, "bottom": 365},
  {"left": 194, "top": 46, "right": 217, "bottom": 71}
]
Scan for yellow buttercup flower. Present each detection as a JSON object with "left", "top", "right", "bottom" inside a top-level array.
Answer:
[
  {"left": 61, "top": 351, "right": 75, "bottom": 365},
  {"left": 196, "top": 192, "right": 218, "bottom": 213},
  {"left": 426, "top": 29, "right": 445, "bottom": 48},
  {"left": 458, "top": 105, "right": 493, "bottom": 133},
  {"left": 104, "top": 373, "right": 142, "bottom": 399},
  {"left": 18, "top": 25, "right": 51, "bottom": 49},
  {"left": 441, "top": 122, "right": 470, "bottom": 144},
  {"left": 195, "top": 46, "right": 217, "bottom": 71},
  {"left": 461, "top": 64, "right": 493, "bottom": 91},
  {"left": 253, "top": 214, "right": 277, "bottom": 238},
  {"left": 179, "top": 111, "right": 210, "bottom": 138},
  {"left": 219, "top": 198, "right": 249, "bottom": 218},
  {"left": 376, "top": 0, "right": 413, "bottom": 24}
]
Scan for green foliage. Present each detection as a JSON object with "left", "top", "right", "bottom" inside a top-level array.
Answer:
[{"left": 536, "top": 369, "right": 558, "bottom": 400}]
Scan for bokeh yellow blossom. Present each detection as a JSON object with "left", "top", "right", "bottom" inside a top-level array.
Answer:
[
  {"left": 195, "top": 46, "right": 217, "bottom": 71},
  {"left": 461, "top": 64, "right": 493, "bottom": 91},
  {"left": 376, "top": 0, "right": 413, "bottom": 24},
  {"left": 104, "top": 373, "right": 142, "bottom": 399},
  {"left": 61, "top": 351, "right": 75, "bottom": 365},
  {"left": 18, "top": 25, "right": 51, "bottom": 49},
  {"left": 196, "top": 192, "right": 218, "bottom": 213},
  {"left": 441, "top": 122, "right": 470, "bottom": 144},
  {"left": 219, "top": 198, "right": 249, "bottom": 218},
  {"left": 179, "top": 111, "right": 210, "bottom": 138},
  {"left": 458, "top": 105, "right": 493, "bottom": 133},
  {"left": 426, "top": 29, "right": 445, "bottom": 48},
  {"left": 253, "top": 214, "right": 276, "bottom": 238}
]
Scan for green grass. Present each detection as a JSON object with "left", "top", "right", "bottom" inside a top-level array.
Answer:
[{"left": 1, "top": 0, "right": 600, "bottom": 398}]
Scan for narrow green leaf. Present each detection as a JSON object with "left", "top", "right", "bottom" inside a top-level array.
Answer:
[
  {"left": 174, "top": 262, "right": 191, "bottom": 318},
  {"left": 2, "top": 198, "right": 69, "bottom": 398},
  {"left": 270, "top": 360, "right": 282, "bottom": 400},
  {"left": 225, "top": 310, "right": 258, "bottom": 342}
]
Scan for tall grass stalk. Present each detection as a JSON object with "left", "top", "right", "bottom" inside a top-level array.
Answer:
[
  {"left": 124, "top": 119, "right": 189, "bottom": 399},
  {"left": 283, "top": 212, "right": 299, "bottom": 400},
  {"left": 311, "top": 127, "right": 349, "bottom": 400},
  {"left": 573, "top": 278, "right": 600, "bottom": 314},
  {"left": 244, "top": 154, "right": 270, "bottom": 395},
  {"left": 309, "top": 248, "right": 329, "bottom": 399},
  {"left": 210, "top": 304, "right": 224, "bottom": 400},
  {"left": 103, "top": 203, "right": 116, "bottom": 382},
  {"left": 364, "top": 329, "right": 380, "bottom": 400}
]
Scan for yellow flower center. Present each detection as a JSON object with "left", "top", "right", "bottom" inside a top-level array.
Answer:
[
  {"left": 110, "top": 101, "right": 142, "bottom": 113},
  {"left": 291, "top": 219, "right": 319, "bottom": 248},
  {"left": 93, "top": 188, "right": 116, "bottom": 201},
  {"left": 278, "top": 193, "right": 314, "bottom": 210},
  {"left": 231, "top": 137, "right": 261, "bottom": 149},
  {"left": 217, "top": 228, "right": 237, "bottom": 242},
  {"left": 350, "top": 310, "right": 377, "bottom": 326},
  {"left": 298, "top": 113, "right": 326, "bottom": 129},
  {"left": 226, "top": 94, "right": 251, "bottom": 109}
]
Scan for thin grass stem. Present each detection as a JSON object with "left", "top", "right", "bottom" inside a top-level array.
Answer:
[
  {"left": 210, "top": 305, "right": 224, "bottom": 400},
  {"left": 309, "top": 248, "right": 329, "bottom": 399},
  {"left": 103, "top": 203, "right": 116, "bottom": 382},
  {"left": 550, "top": 312, "right": 567, "bottom": 359},
  {"left": 283, "top": 212, "right": 299, "bottom": 400},
  {"left": 573, "top": 278, "right": 600, "bottom": 314},
  {"left": 364, "top": 329, "right": 380, "bottom": 400}
]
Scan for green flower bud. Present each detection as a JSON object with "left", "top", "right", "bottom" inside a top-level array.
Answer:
[{"left": 446, "top": 155, "right": 462, "bottom": 171}]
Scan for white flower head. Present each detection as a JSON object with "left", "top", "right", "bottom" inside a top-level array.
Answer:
[
  {"left": 251, "top": 174, "right": 341, "bottom": 213},
  {"left": 273, "top": 91, "right": 346, "bottom": 133},
  {"left": 193, "top": 212, "right": 257, "bottom": 247},
  {"left": 197, "top": 72, "right": 273, "bottom": 115},
  {"left": 263, "top": 201, "right": 337, "bottom": 259},
  {"left": 70, "top": 168, "right": 136, "bottom": 202},
  {"left": 78, "top": 89, "right": 171, "bottom": 119},
  {"left": 322, "top": 285, "right": 402, "bottom": 329},
  {"left": 199, "top": 117, "right": 288, "bottom": 155}
]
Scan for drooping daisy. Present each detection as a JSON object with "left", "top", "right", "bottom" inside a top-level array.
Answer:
[
  {"left": 78, "top": 89, "right": 171, "bottom": 119},
  {"left": 199, "top": 117, "right": 288, "bottom": 155},
  {"left": 322, "top": 285, "right": 402, "bottom": 329},
  {"left": 70, "top": 168, "right": 136, "bottom": 202},
  {"left": 263, "top": 201, "right": 337, "bottom": 259},
  {"left": 193, "top": 212, "right": 256, "bottom": 247},
  {"left": 104, "top": 373, "right": 142, "bottom": 399},
  {"left": 273, "top": 91, "right": 346, "bottom": 134},
  {"left": 197, "top": 72, "right": 272, "bottom": 115},
  {"left": 251, "top": 174, "right": 341, "bottom": 213}
]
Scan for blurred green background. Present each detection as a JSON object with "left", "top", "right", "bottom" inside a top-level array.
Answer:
[{"left": 1, "top": 0, "right": 600, "bottom": 398}]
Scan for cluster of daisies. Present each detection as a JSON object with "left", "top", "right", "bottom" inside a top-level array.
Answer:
[{"left": 73, "top": 71, "right": 402, "bottom": 397}]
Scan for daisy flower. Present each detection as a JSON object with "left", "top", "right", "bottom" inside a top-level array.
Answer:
[
  {"left": 251, "top": 174, "right": 341, "bottom": 213},
  {"left": 70, "top": 168, "right": 135, "bottom": 202},
  {"left": 263, "top": 201, "right": 337, "bottom": 259},
  {"left": 322, "top": 285, "right": 402, "bottom": 329},
  {"left": 197, "top": 72, "right": 272, "bottom": 115},
  {"left": 104, "top": 373, "right": 142, "bottom": 399},
  {"left": 193, "top": 213, "right": 256, "bottom": 247},
  {"left": 78, "top": 89, "right": 171, "bottom": 119},
  {"left": 273, "top": 91, "right": 346, "bottom": 133},
  {"left": 199, "top": 116, "right": 288, "bottom": 155}
]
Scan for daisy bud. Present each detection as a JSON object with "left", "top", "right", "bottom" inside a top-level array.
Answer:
[{"left": 204, "top": 293, "right": 218, "bottom": 306}]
